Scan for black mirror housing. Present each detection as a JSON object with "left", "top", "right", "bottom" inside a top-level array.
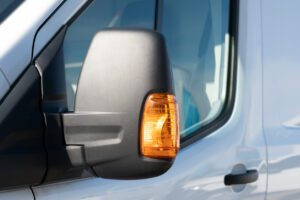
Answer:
[{"left": 62, "top": 29, "right": 176, "bottom": 179}]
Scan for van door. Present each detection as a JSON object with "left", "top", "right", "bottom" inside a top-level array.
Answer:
[
  {"left": 262, "top": 1, "right": 300, "bottom": 199},
  {"left": 32, "top": 0, "right": 267, "bottom": 199}
]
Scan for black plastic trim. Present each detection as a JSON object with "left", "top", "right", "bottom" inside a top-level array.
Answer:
[
  {"left": 224, "top": 170, "right": 259, "bottom": 186},
  {"left": 0, "top": 66, "right": 46, "bottom": 189},
  {"left": 33, "top": 26, "right": 69, "bottom": 184},
  {"left": 180, "top": 0, "right": 239, "bottom": 148},
  {"left": 34, "top": 26, "right": 85, "bottom": 182},
  {"left": 154, "top": 0, "right": 163, "bottom": 31}
]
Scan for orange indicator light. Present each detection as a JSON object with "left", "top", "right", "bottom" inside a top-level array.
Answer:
[{"left": 140, "top": 93, "right": 179, "bottom": 159}]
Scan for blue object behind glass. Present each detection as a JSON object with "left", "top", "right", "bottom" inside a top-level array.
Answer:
[{"left": 160, "top": 0, "right": 230, "bottom": 137}]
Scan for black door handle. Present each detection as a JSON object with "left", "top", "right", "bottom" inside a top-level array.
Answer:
[{"left": 224, "top": 169, "right": 258, "bottom": 186}]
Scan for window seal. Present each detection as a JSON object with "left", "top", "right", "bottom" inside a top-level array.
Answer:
[
  {"left": 154, "top": 0, "right": 163, "bottom": 31},
  {"left": 180, "top": 0, "right": 240, "bottom": 148}
]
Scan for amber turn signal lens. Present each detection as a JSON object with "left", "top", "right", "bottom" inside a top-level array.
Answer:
[{"left": 140, "top": 93, "right": 179, "bottom": 159}]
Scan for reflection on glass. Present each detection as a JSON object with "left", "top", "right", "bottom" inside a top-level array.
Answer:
[{"left": 161, "top": 0, "right": 230, "bottom": 137}]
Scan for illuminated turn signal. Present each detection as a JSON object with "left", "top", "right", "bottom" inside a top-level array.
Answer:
[{"left": 140, "top": 93, "right": 179, "bottom": 159}]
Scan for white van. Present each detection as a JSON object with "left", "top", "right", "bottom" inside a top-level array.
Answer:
[{"left": 0, "top": 0, "right": 298, "bottom": 199}]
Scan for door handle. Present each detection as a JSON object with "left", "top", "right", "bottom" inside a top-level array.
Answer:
[{"left": 224, "top": 169, "right": 258, "bottom": 186}]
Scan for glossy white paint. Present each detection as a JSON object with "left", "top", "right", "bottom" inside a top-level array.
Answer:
[
  {"left": 33, "top": 0, "right": 88, "bottom": 58},
  {"left": 33, "top": 0, "right": 267, "bottom": 199},
  {"left": 0, "top": 188, "right": 34, "bottom": 200},
  {"left": 3, "top": 0, "right": 300, "bottom": 198},
  {"left": 0, "top": 0, "right": 62, "bottom": 85},
  {"left": 262, "top": 0, "right": 300, "bottom": 199}
]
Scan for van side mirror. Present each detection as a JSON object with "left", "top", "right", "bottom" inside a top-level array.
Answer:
[{"left": 62, "top": 29, "right": 179, "bottom": 179}]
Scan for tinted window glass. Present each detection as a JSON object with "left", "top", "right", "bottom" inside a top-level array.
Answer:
[
  {"left": 63, "top": 0, "right": 156, "bottom": 110},
  {"left": 0, "top": 0, "right": 24, "bottom": 24},
  {"left": 63, "top": 0, "right": 231, "bottom": 139},
  {"left": 160, "top": 0, "right": 230, "bottom": 137}
]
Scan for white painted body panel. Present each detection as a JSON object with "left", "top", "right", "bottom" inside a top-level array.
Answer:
[
  {"left": 32, "top": 1, "right": 267, "bottom": 199},
  {"left": 262, "top": 0, "right": 300, "bottom": 199},
  {"left": 0, "top": 0, "right": 62, "bottom": 86},
  {"left": 0, "top": 188, "right": 34, "bottom": 200}
]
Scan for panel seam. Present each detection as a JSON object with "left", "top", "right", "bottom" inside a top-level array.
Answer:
[
  {"left": 259, "top": 0, "right": 269, "bottom": 199},
  {"left": 29, "top": 187, "right": 37, "bottom": 200}
]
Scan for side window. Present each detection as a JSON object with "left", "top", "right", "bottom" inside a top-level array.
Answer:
[
  {"left": 0, "top": 0, "right": 24, "bottom": 24},
  {"left": 63, "top": 0, "right": 232, "bottom": 140},
  {"left": 160, "top": 0, "right": 230, "bottom": 138},
  {"left": 63, "top": 0, "right": 156, "bottom": 109}
]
